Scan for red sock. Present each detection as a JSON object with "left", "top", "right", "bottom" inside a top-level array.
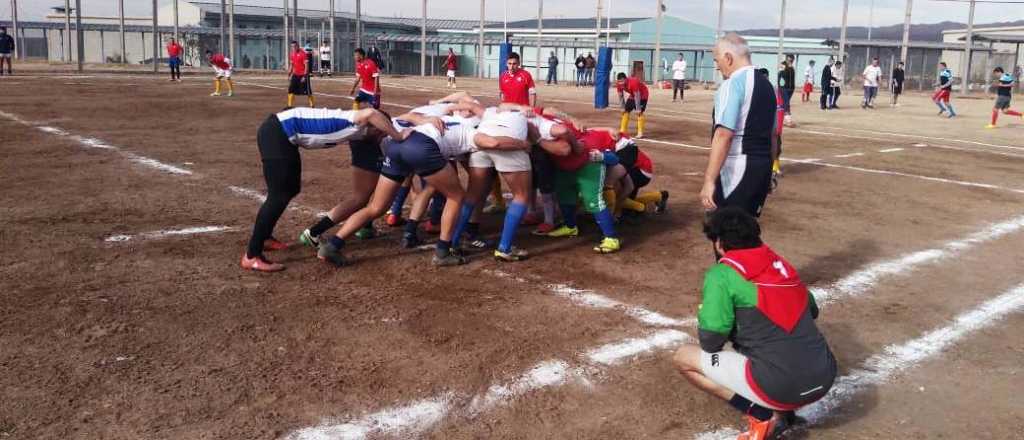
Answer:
[
  {"left": 1006, "top": 109, "right": 1023, "bottom": 117},
  {"left": 992, "top": 110, "right": 999, "bottom": 125}
]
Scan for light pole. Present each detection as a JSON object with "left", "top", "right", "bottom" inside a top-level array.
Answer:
[
  {"left": 153, "top": 0, "right": 159, "bottom": 73},
  {"left": 900, "top": 0, "right": 913, "bottom": 64},
  {"left": 838, "top": 0, "right": 849, "bottom": 64},
  {"left": 962, "top": 0, "right": 976, "bottom": 95},
  {"left": 777, "top": 0, "right": 786, "bottom": 66},
  {"left": 653, "top": 0, "right": 664, "bottom": 82},
  {"left": 64, "top": 0, "right": 71, "bottom": 62},
  {"left": 536, "top": 0, "right": 543, "bottom": 80},
  {"left": 421, "top": 0, "right": 427, "bottom": 77},
  {"left": 478, "top": 0, "right": 485, "bottom": 78},
  {"left": 119, "top": 0, "right": 127, "bottom": 64}
]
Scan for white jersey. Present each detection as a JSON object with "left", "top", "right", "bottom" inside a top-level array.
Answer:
[
  {"left": 275, "top": 108, "right": 366, "bottom": 149},
  {"left": 804, "top": 65, "right": 815, "bottom": 85},
  {"left": 410, "top": 103, "right": 453, "bottom": 117},
  {"left": 862, "top": 65, "right": 881, "bottom": 87},
  {"left": 319, "top": 46, "right": 331, "bottom": 61},
  {"left": 413, "top": 115, "right": 482, "bottom": 158},
  {"left": 672, "top": 60, "right": 687, "bottom": 80}
]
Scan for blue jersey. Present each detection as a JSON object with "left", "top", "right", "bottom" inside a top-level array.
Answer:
[
  {"left": 275, "top": 107, "right": 365, "bottom": 149},
  {"left": 939, "top": 69, "right": 954, "bottom": 89},
  {"left": 997, "top": 73, "right": 1015, "bottom": 97},
  {"left": 712, "top": 65, "right": 777, "bottom": 158}
]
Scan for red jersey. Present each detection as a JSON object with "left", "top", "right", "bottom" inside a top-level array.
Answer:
[
  {"left": 634, "top": 150, "right": 653, "bottom": 176},
  {"left": 290, "top": 50, "right": 307, "bottom": 76},
  {"left": 626, "top": 77, "right": 649, "bottom": 100},
  {"left": 209, "top": 54, "right": 231, "bottom": 70},
  {"left": 445, "top": 54, "right": 457, "bottom": 71},
  {"left": 615, "top": 79, "right": 627, "bottom": 96},
  {"left": 550, "top": 129, "right": 614, "bottom": 172},
  {"left": 166, "top": 42, "right": 182, "bottom": 58},
  {"left": 500, "top": 69, "right": 536, "bottom": 106},
  {"left": 356, "top": 58, "right": 380, "bottom": 94}
]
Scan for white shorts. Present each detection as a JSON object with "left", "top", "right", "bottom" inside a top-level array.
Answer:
[
  {"left": 0, "top": 53, "right": 10, "bottom": 59},
  {"left": 446, "top": 69, "right": 456, "bottom": 78},
  {"left": 214, "top": 67, "right": 233, "bottom": 79},
  {"left": 700, "top": 350, "right": 785, "bottom": 411},
  {"left": 469, "top": 149, "right": 531, "bottom": 173}
]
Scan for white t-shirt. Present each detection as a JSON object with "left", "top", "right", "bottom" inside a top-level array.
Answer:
[
  {"left": 672, "top": 60, "right": 687, "bottom": 80},
  {"left": 319, "top": 45, "right": 331, "bottom": 61},
  {"left": 862, "top": 65, "right": 881, "bottom": 87},
  {"left": 413, "top": 115, "right": 482, "bottom": 158},
  {"left": 831, "top": 67, "right": 844, "bottom": 88},
  {"left": 804, "top": 65, "right": 815, "bottom": 84}
]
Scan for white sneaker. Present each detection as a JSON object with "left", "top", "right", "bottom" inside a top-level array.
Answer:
[{"left": 210, "top": 92, "right": 221, "bottom": 96}]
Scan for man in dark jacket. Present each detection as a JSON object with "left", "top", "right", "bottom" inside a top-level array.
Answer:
[
  {"left": 819, "top": 57, "right": 834, "bottom": 110},
  {"left": 0, "top": 27, "right": 14, "bottom": 75},
  {"left": 584, "top": 53, "right": 597, "bottom": 85},
  {"left": 547, "top": 51, "right": 559, "bottom": 85},
  {"left": 778, "top": 55, "right": 796, "bottom": 116},
  {"left": 574, "top": 54, "right": 586, "bottom": 87}
]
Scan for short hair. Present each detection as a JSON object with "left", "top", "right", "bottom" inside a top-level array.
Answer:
[
  {"left": 715, "top": 33, "right": 751, "bottom": 60},
  {"left": 616, "top": 72, "right": 627, "bottom": 80},
  {"left": 809, "top": 59, "right": 816, "bottom": 64},
  {"left": 755, "top": 67, "right": 770, "bottom": 77},
  {"left": 290, "top": 40, "right": 299, "bottom": 45},
  {"left": 354, "top": 48, "right": 366, "bottom": 56},
  {"left": 786, "top": 54, "right": 795, "bottom": 61},
  {"left": 994, "top": 66, "right": 1004, "bottom": 73},
  {"left": 205, "top": 49, "right": 212, "bottom": 55},
  {"left": 835, "top": 61, "right": 843, "bottom": 67},
  {"left": 781, "top": 61, "right": 789, "bottom": 67},
  {"left": 939, "top": 62, "right": 947, "bottom": 67},
  {"left": 703, "top": 207, "right": 763, "bottom": 251},
  {"left": 872, "top": 57, "right": 879, "bottom": 61},
  {"left": 508, "top": 52, "right": 521, "bottom": 61}
]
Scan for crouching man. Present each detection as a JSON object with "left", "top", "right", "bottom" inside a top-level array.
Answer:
[{"left": 672, "top": 207, "right": 837, "bottom": 439}]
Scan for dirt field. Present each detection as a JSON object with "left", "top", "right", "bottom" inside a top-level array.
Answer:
[{"left": 2, "top": 66, "right": 1024, "bottom": 440}]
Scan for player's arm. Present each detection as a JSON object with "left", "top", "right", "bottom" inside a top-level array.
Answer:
[
  {"left": 354, "top": 108, "right": 409, "bottom": 140},
  {"left": 430, "top": 91, "right": 473, "bottom": 105},
  {"left": 697, "top": 266, "right": 736, "bottom": 353},
  {"left": 473, "top": 133, "right": 529, "bottom": 151},
  {"left": 449, "top": 101, "right": 485, "bottom": 118},
  {"left": 374, "top": 73, "right": 381, "bottom": 98},
  {"left": 702, "top": 128, "right": 733, "bottom": 210},
  {"left": 396, "top": 111, "right": 446, "bottom": 134},
  {"left": 349, "top": 75, "right": 361, "bottom": 95},
  {"left": 538, "top": 138, "right": 571, "bottom": 156},
  {"left": 528, "top": 76, "right": 538, "bottom": 108}
]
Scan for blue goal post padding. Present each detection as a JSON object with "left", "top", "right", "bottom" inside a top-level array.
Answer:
[
  {"left": 498, "top": 43, "right": 513, "bottom": 83},
  {"left": 594, "top": 46, "right": 612, "bottom": 109}
]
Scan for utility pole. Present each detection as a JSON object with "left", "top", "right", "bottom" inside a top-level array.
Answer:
[
  {"left": 229, "top": 0, "right": 235, "bottom": 61},
  {"left": 503, "top": 0, "right": 507, "bottom": 41},
  {"left": 329, "top": 0, "right": 335, "bottom": 73},
  {"left": 9, "top": 0, "right": 17, "bottom": 60},
  {"left": 962, "top": 0, "right": 975, "bottom": 95},
  {"left": 357, "top": 0, "right": 363, "bottom": 50},
  {"left": 173, "top": 0, "right": 179, "bottom": 41},
  {"left": 595, "top": 0, "right": 602, "bottom": 55},
  {"left": 777, "top": 0, "right": 786, "bottom": 65},
  {"left": 866, "top": 0, "right": 874, "bottom": 60},
  {"left": 900, "top": 0, "right": 913, "bottom": 63},
  {"left": 283, "top": 0, "right": 288, "bottom": 70},
  {"left": 119, "top": 0, "right": 127, "bottom": 64},
  {"left": 606, "top": 0, "right": 612, "bottom": 46},
  {"left": 653, "top": 0, "right": 664, "bottom": 82},
  {"left": 293, "top": 0, "right": 299, "bottom": 44},
  {"left": 153, "top": 0, "right": 159, "bottom": 73},
  {"left": 478, "top": 0, "right": 485, "bottom": 78},
  {"left": 536, "top": 0, "right": 543, "bottom": 80},
  {"left": 75, "top": 0, "right": 83, "bottom": 71},
  {"left": 220, "top": 0, "right": 226, "bottom": 52},
  {"left": 838, "top": 0, "right": 849, "bottom": 64},
  {"left": 421, "top": 0, "right": 427, "bottom": 76},
  {"left": 64, "top": 0, "right": 72, "bottom": 62}
]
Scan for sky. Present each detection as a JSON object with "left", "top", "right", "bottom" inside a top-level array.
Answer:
[{"left": 2, "top": 0, "right": 1017, "bottom": 32}]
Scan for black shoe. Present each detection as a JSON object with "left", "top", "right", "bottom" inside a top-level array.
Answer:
[
  {"left": 655, "top": 190, "right": 670, "bottom": 214},
  {"left": 432, "top": 250, "right": 467, "bottom": 266},
  {"left": 400, "top": 232, "right": 423, "bottom": 249}
]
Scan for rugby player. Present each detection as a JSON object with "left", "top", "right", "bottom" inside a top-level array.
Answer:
[
  {"left": 206, "top": 50, "right": 235, "bottom": 97},
  {"left": 986, "top": 67, "right": 1022, "bottom": 128},
  {"left": 933, "top": 62, "right": 957, "bottom": 118},
  {"left": 618, "top": 70, "right": 649, "bottom": 139},
  {"left": 287, "top": 41, "right": 315, "bottom": 108},
  {"left": 351, "top": 48, "right": 382, "bottom": 110}
]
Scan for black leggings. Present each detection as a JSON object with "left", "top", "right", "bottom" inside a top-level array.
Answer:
[
  {"left": 246, "top": 159, "right": 301, "bottom": 258},
  {"left": 170, "top": 63, "right": 181, "bottom": 80}
]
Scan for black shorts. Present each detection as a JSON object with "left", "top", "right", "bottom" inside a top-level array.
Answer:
[
  {"left": 380, "top": 132, "right": 448, "bottom": 181},
  {"left": 628, "top": 167, "right": 651, "bottom": 195},
  {"left": 320, "top": 60, "right": 331, "bottom": 69},
  {"left": 713, "top": 155, "right": 772, "bottom": 218},
  {"left": 625, "top": 98, "right": 647, "bottom": 113},
  {"left": 530, "top": 145, "right": 557, "bottom": 193},
  {"left": 288, "top": 74, "right": 311, "bottom": 95},
  {"left": 891, "top": 83, "right": 903, "bottom": 95},
  {"left": 615, "top": 143, "right": 639, "bottom": 170},
  {"left": 348, "top": 138, "right": 383, "bottom": 173}
]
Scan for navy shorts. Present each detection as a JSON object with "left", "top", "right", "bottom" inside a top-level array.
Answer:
[
  {"left": 289, "top": 75, "right": 311, "bottom": 95},
  {"left": 355, "top": 90, "right": 380, "bottom": 109},
  {"left": 168, "top": 57, "right": 181, "bottom": 68},
  {"left": 615, "top": 143, "right": 639, "bottom": 170},
  {"left": 625, "top": 98, "right": 648, "bottom": 113},
  {"left": 381, "top": 132, "right": 447, "bottom": 181},
  {"left": 348, "top": 139, "right": 383, "bottom": 173},
  {"left": 530, "top": 145, "right": 557, "bottom": 193}
]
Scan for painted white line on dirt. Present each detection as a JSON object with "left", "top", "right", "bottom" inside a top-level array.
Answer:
[
  {"left": 879, "top": 148, "right": 904, "bottom": 153},
  {"left": 833, "top": 152, "right": 865, "bottom": 158},
  {"left": 827, "top": 126, "right": 1024, "bottom": 151},
  {"left": 104, "top": 226, "right": 233, "bottom": 242},
  {"left": 810, "top": 213, "right": 1024, "bottom": 305},
  {"left": 228, "top": 185, "right": 326, "bottom": 216},
  {"left": 466, "top": 360, "right": 589, "bottom": 415},
  {"left": 587, "top": 329, "right": 692, "bottom": 365},
  {"left": 36, "top": 126, "right": 69, "bottom": 136},
  {"left": 635, "top": 137, "right": 710, "bottom": 151},
  {"left": 797, "top": 128, "right": 1024, "bottom": 159},
  {"left": 287, "top": 394, "right": 454, "bottom": 440},
  {"left": 123, "top": 152, "right": 193, "bottom": 175},
  {"left": 695, "top": 282, "right": 1024, "bottom": 439},
  {"left": 784, "top": 158, "right": 1024, "bottom": 195}
]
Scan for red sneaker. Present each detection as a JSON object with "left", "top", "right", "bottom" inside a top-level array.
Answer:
[
  {"left": 263, "top": 238, "right": 289, "bottom": 252},
  {"left": 520, "top": 212, "right": 542, "bottom": 226},
  {"left": 385, "top": 213, "right": 405, "bottom": 227},
  {"left": 240, "top": 254, "right": 285, "bottom": 272},
  {"left": 532, "top": 222, "right": 556, "bottom": 235},
  {"left": 422, "top": 220, "right": 441, "bottom": 234},
  {"left": 735, "top": 415, "right": 776, "bottom": 440}
]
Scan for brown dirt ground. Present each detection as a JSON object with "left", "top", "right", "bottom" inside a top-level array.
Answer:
[{"left": 1, "top": 69, "right": 1023, "bottom": 440}]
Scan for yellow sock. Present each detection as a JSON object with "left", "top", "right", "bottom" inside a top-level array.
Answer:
[
  {"left": 226, "top": 79, "right": 234, "bottom": 94},
  {"left": 287, "top": 93, "right": 294, "bottom": 107},
  {"left": 213, "top": 79, "right": 221, "bottom": 94},
  {"left": 637, "top": 114, "right": 646, "bottom": 136},
  {"left": 622, "top": 198, "right": 647, "bottom": 212},
  {"left": 619, "top": 112, "right": 629, "bottom": 133},
  {"left": 308, "top": 95, "right": 316, "bottom": 107},
  {"left": 634, "top": 191, "right": 662, "bottom": 206},
  {"left": 490, "top": 180, "right": 506, "bottom": 209},
  {"left": 772, "top": 159, "right": 780, "bottom": 173},
  {"left": 352, "top": 100, "right": 360, "bottom": 110},
  {"left": 603, "top": 189, "right": 618, "bottom": 216}
]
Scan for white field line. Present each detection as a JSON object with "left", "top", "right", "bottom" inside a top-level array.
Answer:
[
  {"left": 233, "top": 81, "right": 416, "bottom": 109},
  {"left": 289, "top": 211, "right": 1024, "bottom": 439},
  {"left": 833, "top": 152, "right": 865, "bottom": 158},
  {"left": 796, "top": 128, "right": 1024, "bottom": 160},
  {"left": 227, "top": 185, "right": 326, "bottom": 217},
  {"left": 485, "top": 269, "right": 691, "bottom": 327},
  {"left": 104, "top": 226, "right": 233, "bottom": 242},
  {"left": 784, "top": 158, "right": 1024, "bottom": 195},
  {"left": 695, "top": 282, "right": 1024, "bottom": 440},
  {"left": 878, "top": 148, "right": 904, "bottom": 153}
]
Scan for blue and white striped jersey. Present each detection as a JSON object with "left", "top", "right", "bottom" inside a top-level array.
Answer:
[
  {"left": 712, "top": 65, "right": 776, "bottom": 158},
  {"left": 276, "top": 107, "right": 366, "bottom": 149}
]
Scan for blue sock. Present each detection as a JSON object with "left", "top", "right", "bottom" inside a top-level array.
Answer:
[
  {"left": 435, "top": 239, "right": 451, "bottom": 258},
  {"left": 936, "top": 100, "right": 946, "bottom": 111},
  {"left": 390, "top": 185, "right": 411, "bottom": 215},
  {"left": 451, "top": 203, "right": 475, "bottom": 248},
  {"left": 498, "top": 202, "right": 527, "bottom": 253},
  {"left": 329, "top": 236, "right": 345, "bottom": 249},
  {"left": 594, "top": 208, "right": 617, "bottom": 238},
  {"left": 560, "top": 204, "right": 578, "bottom": 228},
  {"left": 428, "top": 193, "right": 446, "bottom": 225},
  {"left": 946, "top": 103, "right": 956, "bottom": 116}
]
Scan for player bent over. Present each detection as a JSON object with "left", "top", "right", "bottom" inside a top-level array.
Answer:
[
  {"left": 986, "top": 67, "right": 1022, "bottom": 128},
  {"left": 241, "top": 107, "right": 409, "bottom": 272},
  {"left": 206, "top": 50, "right": 235, "bottom": 97},
  {"left": 617, "top": 72, "right": 649, "bottom": 138},
  {"left": 672, "top": 207, "right": 837, "bottom": 439}
]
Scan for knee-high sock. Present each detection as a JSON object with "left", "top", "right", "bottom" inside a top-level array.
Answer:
[
  {"left": 772, "top": 159, "right": 781, "bottom": 173},
  {"left": 498, "top": 201, "right": 527, "bottom": 253},
  {"left": 451, "top": 203, "right": 475, "bottom": 248},
  {"left": 389, "top": 185, "right": 411, "bottom": 216},
  {"left": 308, "top": 215, "right": 338, "bottom": 237},
  {"left": 287, "top": 93, "right": 295, "bottom": 107},
  {"left": 1006, "top": 109, "right": 1023, "bottom": 117},
  {"left": 226, "top": 79, "right": 234, "bottom": 93},
  {"left": 214, "top": 79, "right": 221, "bottom": 94},
  {"left": 428, "top": 192, "right": 446, "bottom": 225},
  {"left": 560, "top": 204, "right": 578, "bottom": 228},
  {"left": 637, "top": 114, "right": 646, "bottom": 135},
  {"left": 540, "top": 192, "right": 556, "bottom": 225},
  {"left": 594, "top": 208, "right": 617, "bottom": 238},
  {"left": 946, "top": 102, "right": 956, "bottom": 116},
  {"left": 603, "top": 189, "right": 617, "bottom": 217},
  {"left": 633, "top": 191, "right": 662, "bottom": 206},
  {"left": 619, "top": 112, "right": 630, "bottom": 133},
  {"left": 308, "top": 95, "right": 316, "bottom": 107},
  {"left": 992, "top": 109, "right": 1000, "bottom": 125},
  {"left": 490, "top": 180, "right": 506, "bottom": 209},
  {"left": 935, "top": 99, "right": 947, "bottom": 111},
  {"left": 352, "top": 100, "right": 360, "bottom": 110},
  {"left": 622, "top": 198, "right": 647, "bottom": 212}
]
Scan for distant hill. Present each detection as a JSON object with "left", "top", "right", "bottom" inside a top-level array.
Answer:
[{"left": 738, "top": 20, "right": 1024, "bottom": 42}]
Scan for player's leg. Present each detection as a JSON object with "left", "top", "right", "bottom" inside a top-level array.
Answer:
[
  {"left": 386, "top": 175, "right": 413, "bottom": 226},
  {"left": 299, "top": 165, "right": 379, "bottom": 248},
  {"left": 243, "top": 118, "right": 302, "bottom": 271},
  {"left": 546, "top": 169, "right": 581, "bottom": 237},
  {"left": 603, "top": 163, "right": 628, "bottom": 217},
  {"left": 944, "top": 95, "right": 956, "bottom": 117},
  {"left": 399, "top": 181, "right": 435, "bottom": 248},
  {"left": 453, "top": 153, "right": 496, "bottom": 249},
  {"left": 487, "top": 150, "right": 533, "bottom": 261},
  {"left": 212, "top": 75, "right": 222, "bottom": 96},
  {"left": 483, "top": 176, "right": 506, "bottom": 214},
  {"left": 224, "top": 71, "right": 234, "bottom": 96},
  {"left": 530, "top": 150, "right": 559, "bottom": 234},
  {"left": 576, "top": 162, "right": 619, "bottom": 253},
  {"left": 422, "top": 164, "right": 468, "bottom": 266},
  {"left": 318, "top": 174, "right": 403, "bottom": 266},
  {"left": 306, "top": 75, "right": 315, "bottom": 107},
  {"left": 636, "top": 102, "right": 647, "bottom": 138}
]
